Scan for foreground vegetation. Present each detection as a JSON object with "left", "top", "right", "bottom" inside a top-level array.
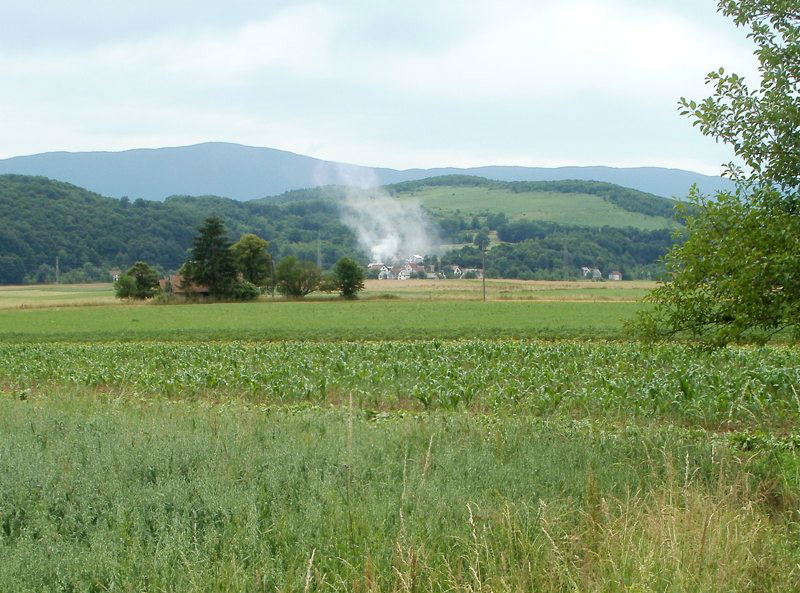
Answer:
[{"left": 1, "top": 377, "right": 798, "bottom": 592}]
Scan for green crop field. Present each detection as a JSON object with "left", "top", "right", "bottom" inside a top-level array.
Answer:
[
  {"left": 0, "top": 299, "right": 643, "bottom": 342},
  {"left": 397, "top": 186, "right": 678, "bottom": 230},
  {"left": 2, "top": 340, "right": 799, "bottom": 427}
]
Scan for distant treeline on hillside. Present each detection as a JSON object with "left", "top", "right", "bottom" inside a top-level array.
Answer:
[
  {"left": 0, "top": 174, "right": 678, "bottom": 284},
  {"left": 444, "top": 221, "right": 675, "bottom": 280}
]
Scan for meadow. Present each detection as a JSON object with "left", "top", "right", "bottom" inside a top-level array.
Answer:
[
  {"left": 396, "top": 186, "right": 678, "bottom": 230},
  {"left": 0, "top": 283, "right": 116, "bottom": 309},
  {"left": 1, "top": 282, "right": 799, "bottom": 592},
  {"left": 0, "top": 298, "right": 644, "bottom": 342}
]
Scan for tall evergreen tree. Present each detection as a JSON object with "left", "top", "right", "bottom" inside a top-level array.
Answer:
[{"left": 183, "top": 216, "right": 237, "bottom": 297}]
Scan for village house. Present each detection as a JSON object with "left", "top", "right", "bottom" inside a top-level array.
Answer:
[
  {"left": 159, "top": 274, "right": 210, "bottom": 296},
  {"left": 443, "top": 264, "right": 462, "bottom": 278},
  {"left": 608, "top": 270, "right": 623, "bottom": 281}
]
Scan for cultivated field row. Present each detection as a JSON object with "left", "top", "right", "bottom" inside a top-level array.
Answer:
[{"left": 3, "top": 340, "right": 800, "bottom": 427}]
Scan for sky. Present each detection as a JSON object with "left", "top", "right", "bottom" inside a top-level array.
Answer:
[{"left": 0, "top": 0, "right": 760, "bottom": 175}]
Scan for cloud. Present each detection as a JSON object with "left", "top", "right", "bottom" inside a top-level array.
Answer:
[{"left": 0, "top": 0, "right": 758, "bottom": 173}]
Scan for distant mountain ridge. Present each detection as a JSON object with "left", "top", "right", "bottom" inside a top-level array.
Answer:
[{"left": 0, "top": 142, "right": 735, "bottom": 201}]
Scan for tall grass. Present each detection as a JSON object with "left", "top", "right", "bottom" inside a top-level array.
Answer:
[{"left": 1, "top": 390, "right": 798, "bottom": 592}]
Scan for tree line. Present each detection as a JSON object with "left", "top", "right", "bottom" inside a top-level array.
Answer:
[{"left": 116, "top": 216, "right": 365, "bottom": 300}]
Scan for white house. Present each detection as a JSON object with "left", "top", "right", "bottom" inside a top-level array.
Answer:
[
  {"left": 608, "top": 271, "right": 623, "bottom": 281},
  {"left": 397, "top": 269, "right": 412, "bottom": 280},
  {"left": 448, "top": 265, "right": 463, "bottom": 278}
]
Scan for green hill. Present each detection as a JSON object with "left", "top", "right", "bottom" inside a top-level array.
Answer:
[{"left": 386, "top": 176, "right": 681, "bottom": 230}]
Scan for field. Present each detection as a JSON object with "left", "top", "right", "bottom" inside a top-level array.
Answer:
[
  {"left": 0, "top": 300, "right": 644, "bottom": 342},
  {"left": 0, "top": 283, "right": 116, "bottom": 309},
  {"left": 1, "top": 281, "right": 799, "bottom": 592},
  {"left": 396, "top": 186, "right": 678, "bottom": 230},
  {"left": 0, "top": 280, "right": 651, "bottom": 342}
]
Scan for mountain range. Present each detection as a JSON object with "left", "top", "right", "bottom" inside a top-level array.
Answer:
[{"left": 0, "top": 142, "right": 735, "bottom": 201}]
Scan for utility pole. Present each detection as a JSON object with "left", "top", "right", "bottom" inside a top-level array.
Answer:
[
  {"left": 316, "top": 231, "right": 322, "bottom": 268},
  {"left": 270, "top": 254, "right": 276, "bottom": 298},
  {"left": 55, "top": 256, "right": 60, "bottom": 284},
  {"left": 482, "top": 249, "right": 486, "bottom": 302}
]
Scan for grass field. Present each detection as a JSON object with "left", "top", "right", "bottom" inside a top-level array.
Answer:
[
  {"left": 362, "top": 279, "right": 655, "bottom": 302},
  {"left": 0, "top": 280, "right": 652, "bottom": 341},
  {"left": 0, "top": 283, "right": 115, "bottom": 309},
  {"left": 0, "top": 299, "right": 644, "bottom": 342},
  {"left": 397, "top": 186, "right": 678, "bottom": 230},
  {"left": 0, "top": 280, "right": 654, "bottom": 310}
]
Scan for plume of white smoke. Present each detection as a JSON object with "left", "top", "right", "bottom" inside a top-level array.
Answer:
[{"left": 314, "top": 162, "right": 441, "bottom": 264}]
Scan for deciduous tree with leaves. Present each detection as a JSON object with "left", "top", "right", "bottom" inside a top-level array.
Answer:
[
  {"left": 638, "top": 0, "right": 800, "bottom": 345},
  {"left": 115, "top": 261, "right": 160, "bottom": 299},
  {"left": 274, "top": 256, "right": 321, "bottom": 298},
  {"left": 332, "top": 257, "right": 366, "bottom": 298},
  {"left": 231, "top": 233, "right": 272, "bottom": 287}
]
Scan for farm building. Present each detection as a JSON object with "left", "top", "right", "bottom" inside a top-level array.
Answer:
[{"left": 159, "top": 274, "right": 210, "bottom": 296}]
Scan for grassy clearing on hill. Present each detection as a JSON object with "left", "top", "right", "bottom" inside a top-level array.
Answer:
[{"left": 397, "top": 186, "right": 678, "bottom": 230}]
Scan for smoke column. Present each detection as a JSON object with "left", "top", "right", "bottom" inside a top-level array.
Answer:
[{"left": 314, "top": 163, "right": 441, "bottom": 263}]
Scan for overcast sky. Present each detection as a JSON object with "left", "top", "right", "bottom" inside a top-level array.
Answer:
[{"left": 0, "top": 0, "right": 759, "bottom": 174}]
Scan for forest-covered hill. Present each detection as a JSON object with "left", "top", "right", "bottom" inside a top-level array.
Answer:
[
  {"left": 0, "top": 175, "right": 362, "bottom": 284},
  {"left": 0, "top": 174, "right": 680, "bottom": 284}
]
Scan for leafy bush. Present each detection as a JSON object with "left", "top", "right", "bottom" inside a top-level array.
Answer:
[{"left": 231, "top": 280, "right": 261, "bottom": 301}]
